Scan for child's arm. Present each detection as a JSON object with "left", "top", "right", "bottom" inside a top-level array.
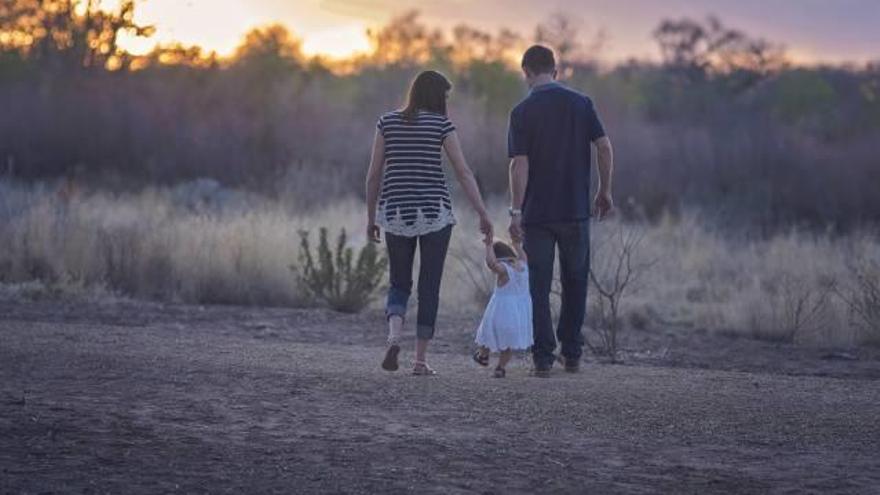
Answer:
[
  {"left": 484, "top": 240, "right": 507, "bottom": 277},
  {"left": 513, "top": 238, "right": 528, "bottom": 264}
]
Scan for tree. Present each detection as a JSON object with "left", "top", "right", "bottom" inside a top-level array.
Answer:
[
  {"left": 231, "top": 24, "right": 302, "bottom": 73},
  {"left": 366, "top": 10, "right": 446, "bottom": 67},
  {"left": 0, "top": 0, "right": 154, "bottom": 71},
  {"left": 653, "top": 16, "right": 786, "bottom": 88},
  {"left": 535, "top": 12, "right": 607, "bottom": 75}
]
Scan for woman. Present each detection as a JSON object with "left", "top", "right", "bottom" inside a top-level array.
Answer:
[{"left": 365, "top": 70, "right": 492, "bottom": 376}]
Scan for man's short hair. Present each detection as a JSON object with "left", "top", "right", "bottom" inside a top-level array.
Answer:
[{"left": 521, "top": 45, "right": 556, "bottom": 75}]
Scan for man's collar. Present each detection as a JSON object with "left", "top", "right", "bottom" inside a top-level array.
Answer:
[{"left": 529, "top": 81, "right": 562, "bottom": 94}]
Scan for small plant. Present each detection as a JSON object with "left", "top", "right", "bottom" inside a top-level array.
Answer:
[
  {"left": 835, "top": 259, "right": 880, "bottom": 342},
  {"left": 756, "top": 272, "right": 834, "bottom": 343},
  {"left": 587, "top": 224, "right": 654, "bottom": 363},
  {"left": 295, "top": 227, "right": 387, "bottom": 313},
  {"left": 450, "top": 247, "right": 494, "bottom": 309}
]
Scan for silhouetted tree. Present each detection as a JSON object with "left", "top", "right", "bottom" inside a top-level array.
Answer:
[
  {"left": 535, "top": 12, "right": 607, "bottom": 75},
  {"left": 366, "top": 11, "right": 446, "bottom": 67},
  {"left": 653, "top": 16, "right": 786, "bottom": 89},
  {"left": 0, "top": 0, "right": 154, "bottom": 71},
  {"left": 231, "top": 24, "right": 302, "bottom": 72}
]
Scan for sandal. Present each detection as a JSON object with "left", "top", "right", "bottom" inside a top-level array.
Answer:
[
  {"left": 412, "top": 361, "right": 437, "bottom": 376},
  {"left": 381, "top": 345, "right": 400, "bottom": 372},
  {"left": 493, "top": 367, "right": 506, "bottom": 379},
  {"left": 472, "top": 350, "right": 490, "bottom": 367}
]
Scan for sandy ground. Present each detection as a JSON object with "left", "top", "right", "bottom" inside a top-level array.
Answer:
[{"left": 1, "top": 299, "right": 879, "bottom": 494}]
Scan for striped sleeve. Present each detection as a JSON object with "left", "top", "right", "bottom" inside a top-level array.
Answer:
[
  {"left": 376, "top": 114, "right": 385, "bottom": 136},
  {"left": 440, "top": 118, "right": 456, "bottom": 141}
]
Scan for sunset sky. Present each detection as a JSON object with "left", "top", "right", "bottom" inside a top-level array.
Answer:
[{"left": 116, "top": 0, "right": 880, "bottom": 64}]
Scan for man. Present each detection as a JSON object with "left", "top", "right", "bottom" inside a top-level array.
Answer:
[{"left": 507, "top": 45, "right": 614, "bottom": 376}]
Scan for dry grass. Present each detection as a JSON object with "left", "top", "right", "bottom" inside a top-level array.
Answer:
[{"left": 1, "top": 179, "right": 878, "bottom": 347}]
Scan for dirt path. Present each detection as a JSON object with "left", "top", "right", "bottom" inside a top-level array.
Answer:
[{"left": 1, "top": 301, "right": 879, "bottom": 494}]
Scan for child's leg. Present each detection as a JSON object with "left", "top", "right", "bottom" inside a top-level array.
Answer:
[
  {"left": 478, "top": 345, "right": 490, "bottom": 358},
  {"left": 497, "top": 349, "right": 513, "bottom": 370}
]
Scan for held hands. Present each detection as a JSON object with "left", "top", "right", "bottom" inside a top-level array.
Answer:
[{"left": 593, "top": 190, "right": 614, "bottom": 221}]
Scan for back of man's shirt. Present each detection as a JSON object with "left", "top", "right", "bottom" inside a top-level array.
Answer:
[{"left": 508, "top": 82, "right": 606, "bottom": 225}]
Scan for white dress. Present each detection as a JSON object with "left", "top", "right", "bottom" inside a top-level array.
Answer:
[{"left": 475, "top": 262, "right": 534, "bottom": 352}]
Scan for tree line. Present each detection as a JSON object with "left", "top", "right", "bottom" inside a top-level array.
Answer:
[{"left": 1, "top": 1, "right": 879, "bottom": 230}]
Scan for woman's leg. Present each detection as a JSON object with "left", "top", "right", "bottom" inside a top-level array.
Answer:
[
  {"left": 384, "top": 231, "right": 417, "bottom": 341},
  {"left": 414, "top": 225, "right": 453, "bottom": 364},
  {"left": 387, "top": 315, "right": 404, "bottom": 345}
]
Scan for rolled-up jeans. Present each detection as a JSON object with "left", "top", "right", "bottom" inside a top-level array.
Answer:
[
  {"left": 384, "top": 225, "right": 453, "bottom": 340},
  {"left": 524, "top": 220, "right": 590, "bottom": 367}
]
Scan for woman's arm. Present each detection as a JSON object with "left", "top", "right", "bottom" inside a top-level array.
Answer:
[
  {"left": 443, "top": 131, "right": 492, "bottom": 243},
  {"left": 365, "top": 129, "right": 385, "bottom": 242}
]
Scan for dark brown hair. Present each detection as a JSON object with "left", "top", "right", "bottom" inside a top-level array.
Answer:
[
  {"left": 521, "top": 45, "right": 556, "bottom": 75},
  {"left": 493, "top": 240, "right": 517, "bottom": 261},
  {"left": 401, "top": 70, "right": 451, "bottom": 121}
]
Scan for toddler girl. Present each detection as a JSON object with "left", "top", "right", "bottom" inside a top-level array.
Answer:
[{"left": 473, "top": 238, "right": 533, "bottom": 377}]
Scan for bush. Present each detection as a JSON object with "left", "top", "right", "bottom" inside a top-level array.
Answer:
[
  {"left": 586, "top": 223, "right": 655, "bottom": 362},
  {"left": 295, "top": 227, "right": 387, "bottom": 313},
  {"left": 836, "top": 259, "right": 880, "bottom": 343},
  {"left": 750, "top": 272, "right": 834, "bottom": 343}
]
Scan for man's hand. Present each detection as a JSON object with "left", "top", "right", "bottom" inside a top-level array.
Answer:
[
  {"left": 367, "top": 222, "right": 381, "bottom": 243},
  {"left": 508, "top": 215, "right": 523, "bottom": 243},
  {"left": 479, "top": 214, "right": 494, "bottom": 245},
  {"left": 593, "top": 190, "right": 614, "bottom": 221}
]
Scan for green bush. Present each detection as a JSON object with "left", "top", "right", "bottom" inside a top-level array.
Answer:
[{"left": 295, "top": 227, "right": 387, "bottom": 313}]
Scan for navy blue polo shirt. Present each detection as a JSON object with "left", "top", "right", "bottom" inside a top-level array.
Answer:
[{"left": 508, "top": 82, "right": 606, "bottom": 225}]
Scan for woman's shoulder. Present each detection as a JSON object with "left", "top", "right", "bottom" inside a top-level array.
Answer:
[{"left": 379, "top": 110, "right": 403, "bottom": 122}]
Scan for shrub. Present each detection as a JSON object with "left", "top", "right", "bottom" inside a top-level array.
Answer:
[
  {"left": 587, "top": 223, "right": 655, "bottom": 362},
  {"left": 295, "top": 227, "right": 387, "bottom": 313},
  {"left": 836, "top": 259, "right": 880, "bottom": 343},
  {"left": 449, "top": 246, "right": 494, "bottom": 309},
  {"left": 747, "top": 272, "right": 835, "bottom": 343}
]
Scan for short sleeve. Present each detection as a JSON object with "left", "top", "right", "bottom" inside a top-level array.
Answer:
[
  {"left": 376, "top": 115, "right": 385, "bottom": 137},
  {"left": 507, "top": 106, "right": 529, "bottom": 157},
  {"left": 585, "top": 98, "right": 606, "bottom": 142},
  {"left": 440, "top": 118, "right": 456, "bottom": 141}
]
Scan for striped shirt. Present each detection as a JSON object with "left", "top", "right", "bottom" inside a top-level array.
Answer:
[{"left": 376, "top": 110, "right": 457, "bottom": 237}]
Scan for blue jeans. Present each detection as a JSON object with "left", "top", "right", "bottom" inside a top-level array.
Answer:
[
  {"left": 524, "top": 221, "right": 590, "bottom": 368},
  {"left": 384, "top": 225, "right": 452, "bottom": 340}
]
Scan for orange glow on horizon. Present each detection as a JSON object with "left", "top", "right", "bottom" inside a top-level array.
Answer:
[
  {"left": 100, "top": 0, "right": 867, "bottom": 67},
  {"left": 111, "top": 0, "right": 373, "bottom": 61}
]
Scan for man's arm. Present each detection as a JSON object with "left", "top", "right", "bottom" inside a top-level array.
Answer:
[
  {"left": 508, "top": 155, "right": 529, "bottom": 241},
  {"left": 593, "top": 136, "right": 614, "bottom": 220}
]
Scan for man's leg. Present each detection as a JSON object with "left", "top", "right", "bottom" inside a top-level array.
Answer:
[
  {"left": 524, "top": 223, "right": 557, "bottom": 369},
  {"left": 414, "top": 225, "right": 453, "bottom": 361},
  {"left": 555, "top": 221, "right": 590, "bottom": 362}
]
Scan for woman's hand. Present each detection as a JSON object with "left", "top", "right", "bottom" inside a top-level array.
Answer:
[{"left": 367, "top": 222, "right": 381, "bottom": 243}]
